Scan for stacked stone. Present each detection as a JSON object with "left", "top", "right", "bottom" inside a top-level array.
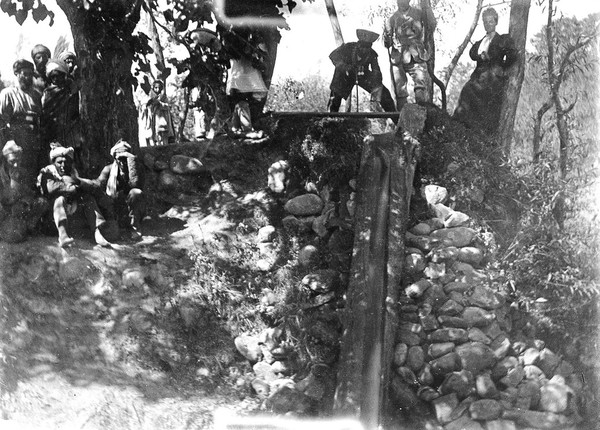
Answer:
[
  {"left": 233, "top": 169, "right": 358, "bottom": 414},
  {"left": 391, "top": 185, "right": 582, "bottom": 430},
  {"left": 143, "top": 152, "right": 210, "bottom": 195}
]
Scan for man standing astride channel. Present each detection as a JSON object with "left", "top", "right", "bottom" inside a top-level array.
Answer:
[
  {"left": 0, "top": 59, "right": 42, "bottom": 191},
  {"left": 383, "top": 0, "right": 436, "bottom": 111},
  {"left": 328, "top": 29, "right": 396, "bottom": 113},
  {"left": 31, "top": 44, "right": 52, "bottom": 95},
  {"left": 95, "top": 140, "right": 145, "bottom": 239}
]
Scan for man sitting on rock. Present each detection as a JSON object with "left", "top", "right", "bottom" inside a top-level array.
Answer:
[
  {"left": 38, "top": 143, "right": 114, "bottom": 247},
  {"left": 94, "top": 140, "right": 145, "bottom": 239}
]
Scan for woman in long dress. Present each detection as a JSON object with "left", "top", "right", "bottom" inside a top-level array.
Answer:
[{"left": 453, "top": 8, "right": 517, "bottom": 134}]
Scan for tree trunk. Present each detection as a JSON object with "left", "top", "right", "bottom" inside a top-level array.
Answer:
[
  {"left": 144, "top": 7, "right": 168, "bottom": 80},
  {"left": 497, "top": 0, "right": 531, "bottom": 155},
  {"left": 532, "top": 100, "right": 552, "bottom": 162},
  {"left": 420, "top": 0, "right": 435, "bottom": 103},
  {"left": 443, "top": 0, "right": 483, "bottom": 87},
  {"left": 57, "top": 0, "right": 142, "bottom": 175},
  {"left": 324, "top": 0, "right": 344, "bottom": 47}
]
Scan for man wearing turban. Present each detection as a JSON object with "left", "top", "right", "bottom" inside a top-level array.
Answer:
[
  {"left": 42, "top": 59, "right": 83, "bottom": 164},
  {"left": 94, "top": 140, "right": 145, "bottom": 239},
  {"left": 38, "top": 143, "right": 114, "bottom": 247},
  {"left": 31, "top": 44, "right": 52, "bottom": 95},
  {"left": 0, "top": 59, "right": 42, "bottom": 190}
]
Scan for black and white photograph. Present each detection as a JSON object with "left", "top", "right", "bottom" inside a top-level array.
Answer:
[{"left": 0, "top": 0, "right": 598, "bottom": 429}]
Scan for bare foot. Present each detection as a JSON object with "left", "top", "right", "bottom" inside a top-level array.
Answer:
[
  {"left": 59, "top": 235, "right": 74, "bottom": 248},
  {"left": 94, "top": 229, "right": 111, "bottom": 247}
]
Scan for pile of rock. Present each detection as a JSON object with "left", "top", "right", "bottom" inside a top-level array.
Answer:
[
  {"left": 233, "top": 169, "right": 359, "bottom": 414},
  {"left": 142, "top": 146, "right": 211, "bottom": 198},
  {"left": 392, "top": 185, "right": 582, "bottom": 430}
]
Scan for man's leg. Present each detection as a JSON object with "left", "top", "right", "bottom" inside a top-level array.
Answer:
[
  {"left": 53, "top": 196, "right": 74, "bottom": 247},
  {"left": 408, "top": 62, "right": 428, "bottom": 103},
  {"left": 392, "top": 64, "right": 409, "bottom": 112},
  {"left": 80, "top": 193, "right": 110, "bottom": 246},
  {"left": 328, "top": 91, "right": 343, "bottom": 112},
  {"left": 127, "top": 188, "right": 145, "bottom": 237}
]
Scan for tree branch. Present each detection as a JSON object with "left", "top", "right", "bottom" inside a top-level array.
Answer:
[{"left": 442, "top": 0, "right": 483, "bottom": 87}]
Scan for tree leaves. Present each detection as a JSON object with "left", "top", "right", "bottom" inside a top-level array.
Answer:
[{"left": 0, "top": 0, "right": 54, "bottom": 25}]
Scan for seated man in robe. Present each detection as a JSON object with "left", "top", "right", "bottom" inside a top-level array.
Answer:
[
  {"left": 0, "top": 141, "right": 47, "bottom": 242},
  {"left": 94, "top": 140, "right": 145, "bottom": 239},
  {"left": 38, "top": 143, "right": 114, "bottom": 248},
  {"left": 328, "top": 29, "right": 395, "bottom": 113}
]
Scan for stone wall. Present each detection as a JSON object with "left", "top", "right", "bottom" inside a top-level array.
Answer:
[
  {"left": 233, "top": 144, "right": 584, "bottom": 429},
  {"left": 391, "top": 185, "right": 582, "bottom": 430}
]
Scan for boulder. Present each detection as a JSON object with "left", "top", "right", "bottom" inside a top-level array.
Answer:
[
  {"left": 429, "top": 246, "right": 459, "bottom": 263},
  {"left": 284, "top": 194, "right": 323, "bottom": 216},
  {"left": 423, "top": 184, "right": 448, "bottom": 205},
  {"left": 462, "top": 307, "right": 496, "bottom": 327},
  {"left": 170, "top": 154, "right": 206, "bottom": 174},
  {"left": 430, "top": 227, "right": 476, "bottom": 247},
  {"left": 409, "top": 222, "right": 432, "bottom": 235},
  {"left": 252, "top": 361, "right": 277, "bottom": 382},
  {"left": 438, "top": 299, "right": 464, "bottom": 316},
  {"left": 534, "top": 348, "right": 560, "bottom": 378},
  {"left": 265, "top": 386, "right": 315, "bottom": 414},
  {"left": 457, "top": 246, "right": 484, "bottom": 265},
  {"left": 301, "top": 269, "right": 339, "bottom": 293},
  {"left": 455, "top": 342, "right": 496, "bottom": 376},
  {"left": 406, "top": 345, "right": 425, "bottom": 372},
  {"left": 430, "top": 328, "right": 468, "bottom": 343},
  {"left": 257, "top": 225, "right": 276, "bottom": 243},
  {"left": 444, "top": 415, "right": 484, "bottom": 430},
  {"left": 502, "top": 409, "right": 579, "bottom": 429},
  {"left": 405, "top": 279, "right": 431, "bottom": 299},
  {"left": 444, "top": 211, "right": 470, "bottom": 228},
  {"left": 476, "top": 372, "right": 500, "bottom": 399},
  {"left": 393, "top": 343, "right": 408, "bottom": 367},
  {"left": 539, "top": 380, "right": 572, "bottom": 413},
  {"left": 430, "top": 352, "right": 461, "bottom": 376},
  {"left": 298, "top": 245, "right": 319, "bottom": 267},
  {"left": 267, "top": 160, "right": 289, "bottom": 193},
  {"left": 424, "top": 262, "right": 446, "bottom": 279},
  {"left": 469, "top": 399, "right": 503, "bottom": 421},
  {"left": 466, "top": 286, "right": 501, "bottom": 309},
  {"left": 444, "top": 281, "right": 471, "bottom": 294},
  {"left": 431, "top": 393, "right": 459, "bottom": 424},
  {"left": 405, "top": 253, "right": 427, "bottom": 274},
  {"left": 438, "top": 316, "right": 469, "bottom": 329},
  {"left": 428, "top": 342, "right": 455, "bottom": 359},
  {"left": 440, "top": 369, "right": 475, "bottom": 399},
  {"left": 430, "top": 203, "right": 453, "bottom": 220},
  {"left": 468, "top": 328, "right": 492, "bottom": 345}
]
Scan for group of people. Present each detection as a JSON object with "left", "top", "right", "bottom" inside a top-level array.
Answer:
[
  {"left": 141, "top": 27, "right": 270, "bottom": 145},
  {"left": 327, "top": 0, "right": 517, "bottom": 134},
  {"left": 0, "top": 45, "right": 145, "bottom": 247}
]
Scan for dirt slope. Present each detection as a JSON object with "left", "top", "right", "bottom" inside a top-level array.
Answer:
[{"left": 0, "top": 151, "right": 264, "bottom": 429}]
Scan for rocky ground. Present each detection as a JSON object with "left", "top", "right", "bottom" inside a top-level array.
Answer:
[{"left": 0, "top": 136, "right": 273, "bottom": 430}]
